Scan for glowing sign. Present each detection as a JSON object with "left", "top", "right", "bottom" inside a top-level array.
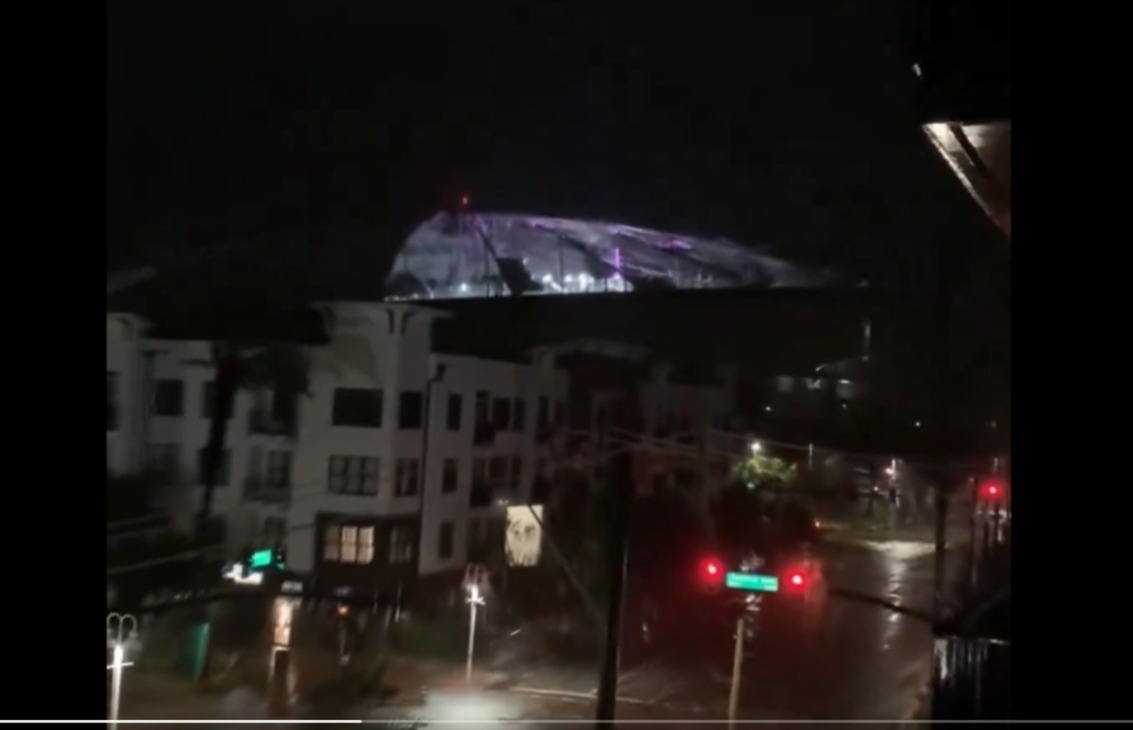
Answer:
[{"left": 725, "top": 572, "right": 779, "bottom": 593}]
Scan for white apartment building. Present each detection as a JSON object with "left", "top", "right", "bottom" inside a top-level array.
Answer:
[{"left": 107, "top": 302, "right": 736, "bottom": 595}]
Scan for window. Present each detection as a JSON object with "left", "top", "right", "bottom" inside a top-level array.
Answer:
[
  {"left": 536, "top": 396, "right": 550, "bottom": 431},
  {"left": 196, "top": 448, "right": 232, "bottom": 486},
  {"left": 395, "top": 458, "right": 420, "bottom": 496},
  {"left": 266, "top": 451, "right": 292, "bottom": 488},
  {"left": 488, "top": 456, "right": 508, "bottom": 490},
  {"left": 509, "top": 457, "right": 523, "bottom": 490},
  {"left": 324, "top": 524, "right": 374, "bottom": 564},
  {"left": 442, "top": 458, "right": 458, "bottom": 493},
  {"left": 554, "top": 400, "right": 565, "bottom": 426},
  {"left": 467, "top": 517, "right": 486, "bottom": 549},
  {"left": 474, "top": 390, "right": 490, "bottom": 424},
  {"left": 200, "top": 381, "right": 232, "bottom": 420},
  {"left": 438, "top": 522, "right": 455, "bottom": 560},
  {"left": 328, "top": 455, "right": 380, "bottom": 495},
  {"left": 399, "top": 391, "right": 423, "bottom": 429},
  {"left": 389, "top": 525, "right": 414, "bottom": 564},
  {"left": 512, "top": 398, "right": 526, "bottom": 432},
  {"left": 262, "top": 517, "right": 287, "bottom": 547},
  {"left": 472, "top": 458, "right": 487, "bottom": 485},
  {"left": 446, "top": 394, "right": 463, "bottom": 431},
  {"left": 331, "top": 388, "right": 383, "bottom": 428},
  {"left": 269, "top": 388, "right": 294, "bottom": 424},
  {"left": 491, "top": 397, "right": 511, "bottom": 430},
  {"left": 145, "top": 444, "right": 178, "bottom": 473},
  {"left": 107, "top": 372, "right": 118, "bottom": 431},
  {"left": 153, "top": 379, "right": 184, "bottom": 417}
]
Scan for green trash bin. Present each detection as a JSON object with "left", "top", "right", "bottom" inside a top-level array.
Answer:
[{"left": 185, "top": 622, "right": 211, "bottom": 680}]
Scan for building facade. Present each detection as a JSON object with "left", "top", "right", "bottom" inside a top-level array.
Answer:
[{"left": 107, "top": 303, "right": 737, "bottom": 594}]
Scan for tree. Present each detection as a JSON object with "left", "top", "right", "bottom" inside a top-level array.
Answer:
[
  {"left": 197, "top": 342, "right": 309, "bottom": 546},
  {"left": 733, "top": 451, "right": 798, "bottom": 491}
]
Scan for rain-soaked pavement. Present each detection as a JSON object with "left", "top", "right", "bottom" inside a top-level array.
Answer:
[
  {"left": 483, "top": 539, "right": 940, "bottom": 723},
  {"left": 115, "top": 539, "right": 944, "bottom": 726}
]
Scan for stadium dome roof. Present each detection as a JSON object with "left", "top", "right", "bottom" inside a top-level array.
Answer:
[{"left": 384, "top": 212, "right": 841, "bottom": 300}]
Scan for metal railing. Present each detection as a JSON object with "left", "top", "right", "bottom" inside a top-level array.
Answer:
[
  {"left": 473, "top": 422, "right": 495, "bottom": 446},
  {"left": 931, "top": 497, "right": 1010, "bottom": 720}
]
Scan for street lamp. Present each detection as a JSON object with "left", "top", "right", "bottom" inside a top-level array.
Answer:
[
  {"left": 749, "top": 440, "right": 762, "bottom": 454},
  {"left": 465, "top": 584, "right": 486, "bottom": 686},
  {"left": 106, "top": 613, "right": 138, "bottom": 730}
]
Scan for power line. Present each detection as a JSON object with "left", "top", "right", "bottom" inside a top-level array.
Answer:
[
  {"left": 107, "top": 545, "right": 226, "bottom": 577},
  {"left": 107, "top": 513, "right": 167, "bottom": 532}
]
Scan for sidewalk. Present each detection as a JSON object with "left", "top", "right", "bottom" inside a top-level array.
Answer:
[
  {"left": 383, "top": 653, "right": 511, "bottom": 699},
  {"left": 117, "top": 672, "right": 229, "bottom": 720},
  {"left": 116, "top": 653, "right": 510, "bottom": 721}
]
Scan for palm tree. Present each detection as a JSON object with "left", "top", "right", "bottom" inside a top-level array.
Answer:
[{"left": 196, "top": 341, "right": 309, "bottom": 546}]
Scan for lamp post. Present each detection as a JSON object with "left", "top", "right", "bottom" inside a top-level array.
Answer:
[
  {"left": 106, "top": 613, "right": 138, "bottom": 730},
  {"left": 465, "top": 583, "right": 486, "bottom": 685}
]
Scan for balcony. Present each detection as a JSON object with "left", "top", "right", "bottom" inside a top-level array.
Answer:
[
  {"left": 248, "top": 409, "right": 297, "bottom": 438},
  {"left": 469, "top": 480, "right": 493, "bottom": 509},
  {"left": 244, "top": 476, "right": 291, "bottom": 504},
  {"left": 473, "top": 422, "right": 496, "bottom": 447}
]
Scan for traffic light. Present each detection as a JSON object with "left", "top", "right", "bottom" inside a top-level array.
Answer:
[
  {"left": 781, "top": 564, "right": 809, "bottom": 595},
  {"left": 979, "top": 479, "right": 1005, "bottom": 501},
  {"left": 699, "top": 556, "right": 724, "bottom": 586}
]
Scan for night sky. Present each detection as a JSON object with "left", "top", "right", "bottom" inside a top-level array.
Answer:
[{"left": 107, "top": 2, "right": 1005, "bottom": 296}]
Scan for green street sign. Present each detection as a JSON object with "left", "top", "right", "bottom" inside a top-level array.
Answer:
[
  {"left": 725, "top": 571, "right": 779, "bottom": 593},
  {"left": 249, "top": 549, "right": 284, "bottom": 571}
]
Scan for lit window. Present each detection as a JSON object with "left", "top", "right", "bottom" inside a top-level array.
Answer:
[{"left": 324, "top": 524, "right": 374, "bottom": 564}]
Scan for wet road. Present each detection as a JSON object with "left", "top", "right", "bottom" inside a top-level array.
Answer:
[{"left": 491, "top": 540, "right": 938, "bottom": 722}]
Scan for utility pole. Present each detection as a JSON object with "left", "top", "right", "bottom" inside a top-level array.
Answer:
[
  {"left": 594, "top": 448, "right": 633, "bottom": 725},
  {"left": 727, "top": 616, "right": 745, "bottom": 730}
]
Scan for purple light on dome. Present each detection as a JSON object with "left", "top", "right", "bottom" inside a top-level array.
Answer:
[{"left": 614, "top": 247, "right": 622, "bottom": 272}]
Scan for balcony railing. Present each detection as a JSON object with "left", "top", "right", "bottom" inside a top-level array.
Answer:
[
  {"left": 248, "top": 409, "right": 297, "bottom": 437},
  {"left": 473, "top": 422, "right": 495, "bottom": 446},
  {"left": 244, "top": 476, "right": 291, "bottom": 504}
]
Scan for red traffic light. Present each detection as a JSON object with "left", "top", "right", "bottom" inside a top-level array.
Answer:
[
  {"left": 781, "top": 563, "right": 810, "bottom": 593},
  {"left": 699, "top": 557, "right": 723, "bottom": 582},
  {"left": 980, "top": 481, "right": 1004, "bottom": 500}
]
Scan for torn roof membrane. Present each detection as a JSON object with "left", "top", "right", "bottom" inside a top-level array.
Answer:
[{"left": 384, "top": 212, "right": 842, "bottom": 300}]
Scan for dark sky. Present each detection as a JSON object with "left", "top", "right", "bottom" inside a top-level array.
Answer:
[{"left": 107, "top": 1, "right": 1004, "bottom": 293}]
